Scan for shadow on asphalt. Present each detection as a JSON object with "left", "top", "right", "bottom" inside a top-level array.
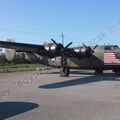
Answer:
[
  {"left": 0, "top": 102, "right": 39, "bottom": 120},
  {"left": 39, "top": 73, "right": 120, "bottom": 89}
]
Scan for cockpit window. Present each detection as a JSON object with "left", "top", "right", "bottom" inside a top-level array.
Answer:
[
  {"left": 114, "top": 45, "right": 119, "bottom": 50},
  {"left": 105, "top": 46, "right": 111, "bottom": 50},
  {"left": 105, "top": 45, "right": 119, "bottom": 50}
]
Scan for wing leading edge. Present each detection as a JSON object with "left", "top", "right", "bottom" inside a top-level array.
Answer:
[{"left": 0, "top": 41, "right": 46, "bottom": 53}]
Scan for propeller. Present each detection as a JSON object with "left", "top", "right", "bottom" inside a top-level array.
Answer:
[
  {"left": 51, "top": 38, "right": 72, "bottom": 53},
  {"left": 51, "top": 39, "right": 73, "bottom": 66},
  {"left": 83, "top": 43, "right": 98, "bottom": 57}
]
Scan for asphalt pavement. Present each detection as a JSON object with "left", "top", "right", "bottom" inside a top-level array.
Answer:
[{"left": 0, "top": 69, "right": 120, "bottom": 120}]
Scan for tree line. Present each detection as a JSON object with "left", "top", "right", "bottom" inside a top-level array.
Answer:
[{"left": 0, "top": 52, "right": 30, "bottom": 66}]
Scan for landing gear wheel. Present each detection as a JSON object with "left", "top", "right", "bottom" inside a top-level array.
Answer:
[
  {"left": 115, "top": 67, "right": 120, "bottom": 76},
  {"left": 95, "top": 68, "right": 103, "bottom": 74},
  {"left": 60, "top": 66, "right": 70, "bottom": 77}
]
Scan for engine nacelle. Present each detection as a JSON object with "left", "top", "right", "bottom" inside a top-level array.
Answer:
[
  {"left": 5, "top": 38, "right": 16, "bottom": 61},
  {"left": 44, "top": 42, "right": 57, "bottom": 53},
  {"left": 74, "top": 47, "right": 92, "bottom": 58}
]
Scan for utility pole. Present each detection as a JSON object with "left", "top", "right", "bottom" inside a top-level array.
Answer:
[{"left": 61, "top": 33, "right": 64, "bottom": 46}]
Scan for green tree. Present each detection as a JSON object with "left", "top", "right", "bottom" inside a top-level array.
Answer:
[{"left": 0, "top": 53, "right": 8, "bottom": 65}]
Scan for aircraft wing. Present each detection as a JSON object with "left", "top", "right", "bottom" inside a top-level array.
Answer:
[{"left": 0, "top": 41, "right": 46, "bottom": 53}]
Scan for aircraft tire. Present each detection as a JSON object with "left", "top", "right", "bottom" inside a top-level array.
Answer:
[
  {"left": 95, "top": 68, "right": 103, "bottom": 74},
  {"left": 115, "top": 67, "right": 120, "bottom": 76},
  {"left": 60, "top": 66, "right": 70, "bottom": 77}
]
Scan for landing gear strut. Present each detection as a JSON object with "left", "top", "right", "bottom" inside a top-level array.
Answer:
[
  {"left": 95, "top": 68, "right": 103, "bottom": 74},
  {"left": 60, "top": 66, "right": 70, "bottom": 77},
  {"left": 60, "top": 52, "right": 70, "bottom": 77},
  {"left": 114, "top": 67, "right": 120, "bottom": 76}
]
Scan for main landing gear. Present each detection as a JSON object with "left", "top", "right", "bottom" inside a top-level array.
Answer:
[
  {"left": 114, "top": 67, "right": 120, "bottom": 76},
  {"left": 95, "top": 68, "right": 103, "bottom": 74},
  {"left": 60, "top": 66, "right": 70, "bottom": 77}
]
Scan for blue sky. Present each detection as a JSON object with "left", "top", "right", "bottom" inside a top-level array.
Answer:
[{"left": 0, "top": 0, "right": 120, "bottom": 46}]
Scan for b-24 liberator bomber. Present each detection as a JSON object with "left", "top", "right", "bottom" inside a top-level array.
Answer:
[{"left": 0, "top": 39, "right": 120, "bottom": 77}]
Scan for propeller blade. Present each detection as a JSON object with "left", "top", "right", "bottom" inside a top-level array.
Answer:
[
  {"left": 51, "top": 39, "right": 58, "bottom": 46},
  {"left": 83, "top": 43, "right": 87, "bottom": 49},
  {"left": 64, "top": 42, "right": 73, "bottom": 49},
  {"left": 92, "top": 44, "right": 98, "bottom": 51}
]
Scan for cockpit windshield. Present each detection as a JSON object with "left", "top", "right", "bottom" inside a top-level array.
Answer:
[{"left": 105, "top": 45, "right": 119, "bottom": 50}]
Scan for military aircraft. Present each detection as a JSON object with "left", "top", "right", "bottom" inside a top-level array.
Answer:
[{"left": 0, "top": 38, "right": 120, "bottom": 77}]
